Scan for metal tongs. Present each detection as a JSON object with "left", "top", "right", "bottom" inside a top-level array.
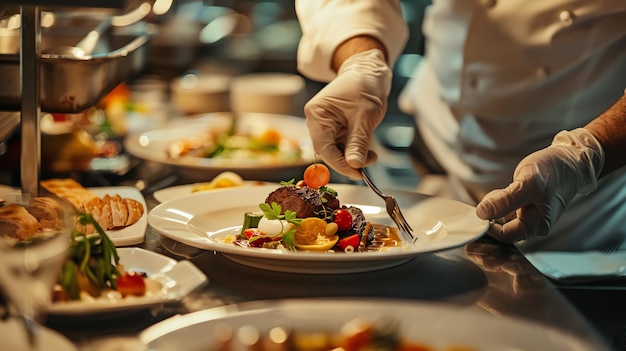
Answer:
[{"left": 360, "top": 167, "right": 417, "bottom": 244}]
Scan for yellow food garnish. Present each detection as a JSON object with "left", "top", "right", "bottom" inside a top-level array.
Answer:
[{"left": 191, "top": 171, "right": 244, "bottom": 193}]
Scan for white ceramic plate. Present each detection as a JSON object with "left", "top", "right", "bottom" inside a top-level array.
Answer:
[
  {"left": 46, "top": 247, "right": 207, "bottom": 316},
  {"left": 148, "top": 184, "right": 488, "bottom": 274},
  {"left": 153, "top": 180, "right": 273, "bottom": 203},
  {"left": 89, "top": 186, "right": 148, "bottom": 246},
  {"left": 123, "top": 112, "right": 315, "bottom": 182},
  {"left": 139, "top": 298, "right": 594, "bottom": 351}
]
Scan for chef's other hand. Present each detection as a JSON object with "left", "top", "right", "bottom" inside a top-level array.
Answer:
[
  {"left": 476, "top": 128, "right": 604, "bottom": 243},
  {"left": 304, "top": 49, "right": 391, "bottom": 180}
]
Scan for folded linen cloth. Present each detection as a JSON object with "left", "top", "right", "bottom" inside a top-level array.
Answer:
[{"left": 523, "top": 250, "right": 626, "bottom": 283}]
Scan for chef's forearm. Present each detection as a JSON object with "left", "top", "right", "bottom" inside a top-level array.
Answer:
[
  {"left": 585, "top": 91, "right": 626, "bottom": 177},
  {"left": 331, "top": 35, "right": 389, "bottom": 73}
]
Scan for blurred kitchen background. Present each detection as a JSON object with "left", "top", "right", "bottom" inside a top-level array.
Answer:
[{"left": 0, "top": 0, "right": 431, "bottom": 191}]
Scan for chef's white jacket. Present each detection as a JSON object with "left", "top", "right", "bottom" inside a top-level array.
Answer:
[{"left": 296, "top": 0, "right": 626, "bottom": 252}]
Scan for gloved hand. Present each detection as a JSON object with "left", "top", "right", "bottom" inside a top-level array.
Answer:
[
  {"left": 475, "top": 128, "right": 605, "bottom": 243},
  {"left": 304, "top": 49, "right": 391, "bottom": 179}
]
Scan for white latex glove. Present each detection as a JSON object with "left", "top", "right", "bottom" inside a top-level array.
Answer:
[
  {"left": 475, "top": 128, "right": 605, "bottom": 243},
  {"left": 304, "top": 49, "right": 391, "bottom": 179}
]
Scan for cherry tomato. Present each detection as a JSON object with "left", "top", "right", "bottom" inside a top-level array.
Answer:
[
  {"left": 334, "top": 209, "right": 353, "bottom": 232},
  {"left": 116, "top": 272, "right": 146, "bottom": 297},
  {"left": 303, "top": 163, "right": 330, "bottom": 189},
  {"left": 243, "top": 228, "right": 260, "bottom": 239},
  {"left": 337, "top": 234, "right": 360, "bottom": 251}
]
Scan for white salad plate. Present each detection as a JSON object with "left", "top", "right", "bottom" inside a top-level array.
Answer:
[
  {"left": 148, "top": 183, "right": 489, "bottom": 274},
  {"left": 123, "top": 112, "right": 315, "bottom": 182},
  {"left": 139, "top": 298, "right": 594, "bottom": 351},
  {"left": 153, "top": 180, "right": 272, "bottom": 203},
  {"left": 46, "top": 247, "right": 207, "bottom": 316}
]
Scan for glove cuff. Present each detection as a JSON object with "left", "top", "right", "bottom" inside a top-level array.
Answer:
[{"left": 552, "top": 128, "right": 605, "bottom": 195}]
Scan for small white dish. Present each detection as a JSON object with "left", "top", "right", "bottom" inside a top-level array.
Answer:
[
  {"left": 153, "top": 180, "right": 272, "bottom": 203},
  {"left": 46, "top": 247, "right": 207, "bottom": 316},
  {"left": 89, "top": 186, "right": 148, "bottom": 246},
  {"left": 139, "top": 298, "right": 595, "bottom": 350},
  {"left": 148, "top": 183, "right": 488, "bottom": 274}
]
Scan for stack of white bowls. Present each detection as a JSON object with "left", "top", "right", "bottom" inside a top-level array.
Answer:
[
  {"left": 170, "top": 73, "right": 232, "bottom": 115},
  {"left": 230, "top": 73, "right": 306, "bottom": 116}
]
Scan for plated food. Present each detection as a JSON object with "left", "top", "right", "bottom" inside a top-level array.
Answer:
[
  {"left": 124, "top": 112, "right": 315, "bottom": 182},
  {"left": 0, "top": 196, "right": 66, "bottom": 240},
  {"left": 148, "top": 167, "right": 488, "bottom": 273},
  {"left": 221, "top": 164, "right": 405, "bottom": 254},
  {"left": 153, "top": 172, "right": 270, "bottom": 203},
  {"left": 41, "top": 178, "right": 144, "bottom": 234},
  {"left": 140, "top": 299, "right": 593, "bottom": 351},
  {"left": 48, "top": 246, "right": 207, "bottom": 316}
]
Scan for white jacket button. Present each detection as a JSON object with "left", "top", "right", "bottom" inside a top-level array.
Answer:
[{"left": 559, "top": 10, "right": 575, "bottom": 25}]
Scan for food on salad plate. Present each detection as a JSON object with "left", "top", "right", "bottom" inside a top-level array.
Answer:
[
  {"left": 190, "top": 171, "right": 245, "bottom": 193},
  {"left": 53, "top": 213, "right": 155, "bottom": 302},
  {"left": 217, "top": 163, "right": 404, "bottom": 253},
  {"left": 166, "top": 123, "right": 303, "bottom": 165},
  {"left": 41, "top": 178, "right": 144, "bottom": 233}
]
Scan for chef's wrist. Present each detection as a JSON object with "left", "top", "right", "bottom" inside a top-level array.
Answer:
[
  {"left": 584, "top": 92, "right": 626, "bottom": 177},
  {"left": 331, "top": 35, "right": 389, "bottom": 73}
]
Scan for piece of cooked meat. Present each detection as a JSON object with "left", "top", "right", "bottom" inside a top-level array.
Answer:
[
  {"left": 27, "top": 197, "right": 65, "bottom": 230},
  {"left": 0, "top": 204, "right": 41, "bottom": 240},
  {"left": 78, "top": 194, "right": 145, "bottom": 233},
  {"left": 265, "top": 185, "right": 323, "bottom": 218}
]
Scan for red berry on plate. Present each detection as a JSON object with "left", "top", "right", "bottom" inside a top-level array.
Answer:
[{"left": 334, "top": 208, "right": 353, "bottom": 232}]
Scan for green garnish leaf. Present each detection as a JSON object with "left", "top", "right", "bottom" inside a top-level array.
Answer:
[
  {"left": 283, "top": 210, "right": 302, "bottom": 226},
  {"left": 281, "top": 229, "right": 297, "bottom": 250},
  {"left": 279, "top": 179, "right": 295, "bottom": 186},
  {"left": 259, "top": 202, "right": 282, "bottom": 220}
]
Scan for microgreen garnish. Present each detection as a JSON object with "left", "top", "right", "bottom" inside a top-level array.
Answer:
[
  {"left": 317, "top": 186, "right": 337, "bottom": 204},
  {"left": 279, "top": 179, "right": 295, "bottom": 186}
]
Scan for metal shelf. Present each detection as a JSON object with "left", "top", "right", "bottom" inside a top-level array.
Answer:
[{"left": 4, "top": 1, "right": 145, "bottom": 196}]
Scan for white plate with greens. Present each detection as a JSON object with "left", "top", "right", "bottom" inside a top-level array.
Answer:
[
  {"left": 46, "top": 248, "right": 207, "bottom": 316},
  {"left": 148, "top": 183, "right": 488, "bottom": 274}
]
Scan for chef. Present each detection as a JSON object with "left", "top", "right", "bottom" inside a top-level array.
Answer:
[{"left": 294, "top": 0, "right": 626, "bottom": 252}]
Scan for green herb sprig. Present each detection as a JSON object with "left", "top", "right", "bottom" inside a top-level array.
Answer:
[{"left": 59, "top": 213, "right": 120, "bottom": 300}]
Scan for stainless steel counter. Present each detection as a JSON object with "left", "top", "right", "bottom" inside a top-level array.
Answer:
[{"left": 44, "top": 183, "right": 614, "bottom": 351}]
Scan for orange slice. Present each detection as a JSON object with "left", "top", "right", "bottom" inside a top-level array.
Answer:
[
  {"left": 294, "top": 218, "right": 328, "bottom": 245},
  {"left": 294, "top": 217, "right": 339, "bottom": 251},
  {"left": 295, "top": 235, "right": 339, "bottom": 252}
]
